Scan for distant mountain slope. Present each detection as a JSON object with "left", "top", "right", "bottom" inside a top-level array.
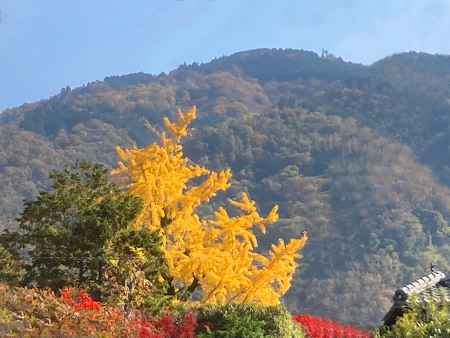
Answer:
[
  {"left": 372, "top": 51, "right": 450, "bottom": 97},
  {"left": 1, "top": 49, "right": 450, "bottom": 327}
]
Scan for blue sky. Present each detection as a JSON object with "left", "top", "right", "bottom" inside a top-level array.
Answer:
[{"left": 1, "top": 0, "right": 450, "bottom": 112}]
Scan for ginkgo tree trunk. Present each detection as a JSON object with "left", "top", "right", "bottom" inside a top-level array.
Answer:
[{"left": 112, "top": 106, "right": 308, "bottom": 306}]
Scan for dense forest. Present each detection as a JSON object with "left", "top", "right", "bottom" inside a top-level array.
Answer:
[{"left": 1, "top": 48, "right": 450, "bottom": 327}]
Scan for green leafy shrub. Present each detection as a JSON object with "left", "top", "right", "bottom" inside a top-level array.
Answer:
[
  {"left": 0, "top": 161, "right": 175, "bottom": 310},
  {"left": 195, "top": 303, "right": 304, "bottom": 338},
  {"left": 1, "top": 161, "right": 143, "bottom": 292},
  {"left": 102, "top": 227, "right": 174, "bottom": 315},
  {"left": 376, "top": 300, "right": 450, "bottom": 338}
]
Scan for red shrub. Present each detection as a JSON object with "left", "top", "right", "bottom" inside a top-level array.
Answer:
[
  {"left": 60, "top": 288, "right": 197, "bottom": 337},
  {"left": 135, "top": 311, "right": 197, "bottom": 338},
  {"left": 61, "top": 288, "right": 101, "bottom": 311},
  {"left": 177, "top": 312, "right": 197, "bottom": 338},
  {"left": 135, "top": 319, "right": 161, "bottom": 338},
  {"left": 293, "top": 314, "right": 372, "bottom": 338}
]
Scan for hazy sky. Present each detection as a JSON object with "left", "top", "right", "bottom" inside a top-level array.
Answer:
[{"left": 1, "top": 0, "right": 450, "bottom": 111}]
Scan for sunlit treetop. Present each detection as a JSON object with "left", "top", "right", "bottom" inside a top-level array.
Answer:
[{"left": 112, "top": 106, "right": 308, "bottom": 305}]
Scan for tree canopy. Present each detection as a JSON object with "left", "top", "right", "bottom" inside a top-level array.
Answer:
[{"left": 112, "top": 106, "right": 307, "bottom": 305}]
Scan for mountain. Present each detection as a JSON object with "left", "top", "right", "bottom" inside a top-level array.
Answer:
[{"left": 1, "top": 48, "right": 450, "bottom": 327}]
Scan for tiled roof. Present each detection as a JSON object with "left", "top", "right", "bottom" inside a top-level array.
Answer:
[{"left": 383, "top": 270, "right": 449, "bottom": 326}]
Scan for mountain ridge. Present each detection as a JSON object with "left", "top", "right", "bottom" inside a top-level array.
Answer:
[{"left": 1, "top": 48, "right": 450, "bottom": 327}]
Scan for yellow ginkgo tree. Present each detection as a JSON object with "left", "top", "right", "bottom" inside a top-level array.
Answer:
[{"left": 111, "top": 106, "right": 308, "bottom": 306}]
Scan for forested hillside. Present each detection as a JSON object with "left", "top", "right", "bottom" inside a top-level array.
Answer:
[{"left": 1, "top": 48, "right": 450, "bottom": 327}]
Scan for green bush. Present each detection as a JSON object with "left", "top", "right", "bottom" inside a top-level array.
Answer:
[
  {"left": 376, "top": 300, "right": 450, "bottom": 338},
  {"left": 0, "top": 161, "right": 188, "bottom": 317},
  {"left": 102, "top": 227, "right": 173, "bottom": 314},
  {"left": 1, "top": 161, "right": 143, "bottom": 293},
  {"left": 195, "top": 303, "right": 304, "bottom": 338}
]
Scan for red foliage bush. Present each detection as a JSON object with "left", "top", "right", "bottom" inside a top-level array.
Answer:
[
  {"left": 293, "top": 314, "right": 372, "bottom": 338},
  {"left": 135, "top": 312, "right": 197, "bottom": 338},
  {"left": 61, "top": 288, "right": 101, "bottom": 311},
  {"left": 60, "top": 287, "right": 197, "bottom": 338}
]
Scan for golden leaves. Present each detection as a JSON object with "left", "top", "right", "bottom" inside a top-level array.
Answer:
[
  {"left": 163, "top": 106, "right": 197, "bottom": 142},
  {"left": 112, "top": 106, "right": 308, "bottom": 306}
]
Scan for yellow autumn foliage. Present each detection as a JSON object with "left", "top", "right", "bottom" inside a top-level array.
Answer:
[{"left": 112, "top": 106, "right": 308, "bottom": 305}]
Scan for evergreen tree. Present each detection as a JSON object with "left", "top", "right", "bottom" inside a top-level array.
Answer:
[{"left": 0, "top": 161, "right": 167, "bottom": 302}]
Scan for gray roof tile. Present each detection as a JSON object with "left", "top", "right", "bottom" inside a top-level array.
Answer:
[{"left": 383, "top": 270, "right": 449, "bottom": 326}]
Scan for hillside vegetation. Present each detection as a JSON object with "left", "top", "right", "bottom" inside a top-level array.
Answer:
[{"left": 1, "top": 49, "right": 450, "bottom": 326}]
